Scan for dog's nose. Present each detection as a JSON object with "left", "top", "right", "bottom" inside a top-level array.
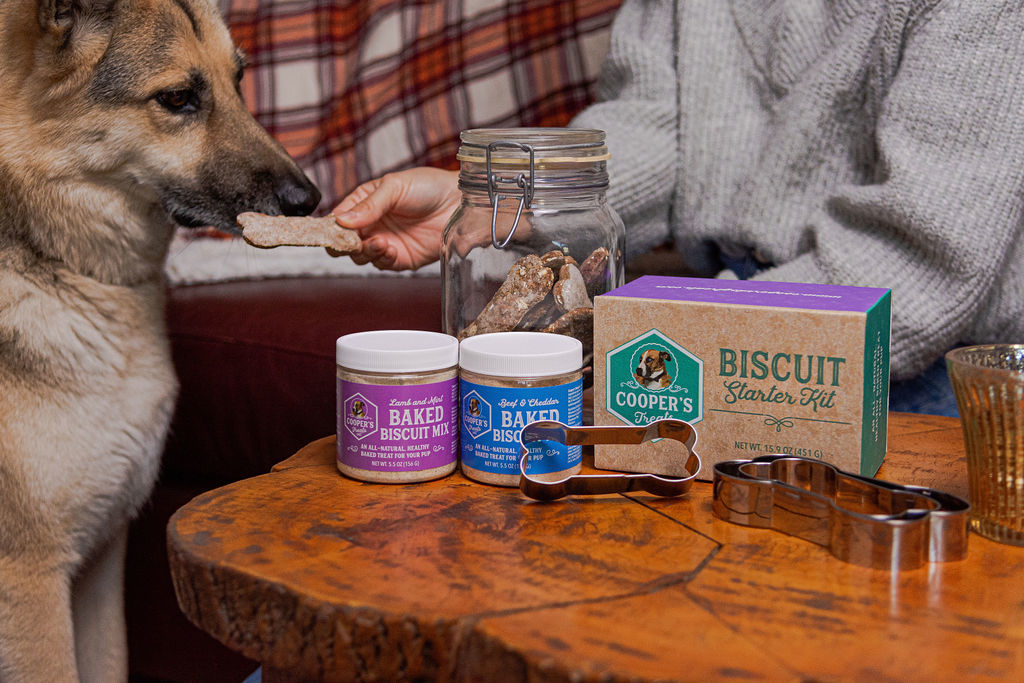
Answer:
[{"left": 277, "top": 174, "right": 321, "bottom": 216}]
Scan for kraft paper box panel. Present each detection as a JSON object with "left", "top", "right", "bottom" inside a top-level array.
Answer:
[{"left": 594, "top": 276, "right": 891, "bottom": 480}]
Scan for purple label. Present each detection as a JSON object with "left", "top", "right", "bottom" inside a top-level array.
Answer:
[
  {"left": 337, "top": 377, "right": 458, "bottom": 471},
  {"left": 602, "top": 275, "right": 889, "bottom": 313}
]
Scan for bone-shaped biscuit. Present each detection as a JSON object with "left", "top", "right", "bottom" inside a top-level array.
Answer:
[
  {"left": 578, "top": 247, "right": 609, "bottom": 298},
  {"left": 237, "top": 212, "right": 361, "bottom": 254},
  {"left": 543, "top": 306, "right": 594, "bottom": 350},
  {"left": 540, "top": 250, "right": 579, "bottom": 273},
  {"left": 552, "top": 263, "right": 592, "bottom": 312},
  {"left": 458, "top": 254, "right": 555, "bottom": 339}
]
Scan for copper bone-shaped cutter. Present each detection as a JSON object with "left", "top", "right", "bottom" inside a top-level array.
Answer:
[
  {"left": 518, "top": 420, "right": 701, "bottom": 501},
  {"left": 712, "top": 456, "right": 970, "bottom": 571}
]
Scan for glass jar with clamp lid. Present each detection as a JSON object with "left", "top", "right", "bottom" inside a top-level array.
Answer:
[{"left": 441, "top": 128, "right": 625, "bottom": 396}]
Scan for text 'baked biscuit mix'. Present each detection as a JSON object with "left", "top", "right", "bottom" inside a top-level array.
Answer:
[
  {"left": 336, "top": 331, "right": 460, "bottom": 483},
  {"left": 594, "top": 276, "right": 891, "bottom": 480}
]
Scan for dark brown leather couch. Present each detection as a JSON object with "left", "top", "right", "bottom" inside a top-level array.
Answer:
[{"left": 126, "top": 276, "right": 442, "bottom": 682}]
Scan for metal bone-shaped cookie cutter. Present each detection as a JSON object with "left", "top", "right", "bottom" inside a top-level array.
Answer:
[
  {"left": 518, "top": 420, "right": 701, "bottom": 501},
  {"left": 712, "top": 456, "right": 970, "bottom": 570}
]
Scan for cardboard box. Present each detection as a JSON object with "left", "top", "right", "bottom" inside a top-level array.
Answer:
[{"left": 594, "top": 276, "right": 891, "bottom": 479}]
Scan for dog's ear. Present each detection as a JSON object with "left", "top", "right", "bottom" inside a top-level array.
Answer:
[
  {"left": 37, "top": 0, "right": 116, "bottom": 47},
  {"left": 661, "top": 351, "right": 672, "bottom": 362}
]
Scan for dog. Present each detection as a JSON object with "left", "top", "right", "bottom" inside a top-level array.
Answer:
[
  {"left": 635, "top": 349, "right": 673, "bottom": 389},
  {"left": 352, "top": 400, "right": 366, "bottom": 418},
  {"left": 0, "top": 0, "right": 320, "bottom": 680}
]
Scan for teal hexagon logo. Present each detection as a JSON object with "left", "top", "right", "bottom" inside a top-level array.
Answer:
[
  {"left": 461, "top": 389, "right": 492, "bottom": 439},
  {"left": 343, "top": 393, "right": 379, "bottom": 441},
  {"left": 605, "top": 329, "right": 703, "bottom": 425}
]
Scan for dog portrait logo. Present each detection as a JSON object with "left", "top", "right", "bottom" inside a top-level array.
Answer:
[
  {"left": 343, "top": 393, "right": 379, "bottom": 440},
  {"left": 461, "top": 390, "right": 492, "bottom": 439},
  {"left": 606, "top": 329, "right": 703, "bottom": 425},
  {"left": 633, "top": 348, "right": 676, "bottom": 391},
  {"left": 351, "top": 400, "right": 366, "bottom": 418}
]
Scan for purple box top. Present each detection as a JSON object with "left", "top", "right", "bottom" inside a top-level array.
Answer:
[{"left": 603, "top": 276, "right": 889, "bottom": 313}]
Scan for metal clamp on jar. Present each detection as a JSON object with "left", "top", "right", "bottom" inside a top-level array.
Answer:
[{"left": 442, "top": 128, "right": 625, "bottom": 403}]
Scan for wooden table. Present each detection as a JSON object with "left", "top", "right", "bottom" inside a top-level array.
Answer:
[{"left": 168, "top": 413, "right": 1024, "bottom": 681}]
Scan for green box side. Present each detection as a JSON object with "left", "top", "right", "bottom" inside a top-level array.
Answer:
[{"left": 860, "top": 290, "right": 891, "bottom": 475}]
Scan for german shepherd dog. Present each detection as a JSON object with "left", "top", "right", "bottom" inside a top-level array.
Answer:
[{"left": 0, "top": 0, "right": 319, "bottom": 679}]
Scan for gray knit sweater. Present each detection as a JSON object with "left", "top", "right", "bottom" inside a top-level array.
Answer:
[{"left": 573, "top": 0, "right": 1024, "bottom": 380}]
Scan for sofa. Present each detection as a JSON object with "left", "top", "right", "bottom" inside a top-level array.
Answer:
[{"left": 125, "top": 1, "right": 623, "bottom": 681}]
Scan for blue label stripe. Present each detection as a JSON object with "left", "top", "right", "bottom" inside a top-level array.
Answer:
[{"left": 459, "top": 378, "right": 582, "bottom": 475}]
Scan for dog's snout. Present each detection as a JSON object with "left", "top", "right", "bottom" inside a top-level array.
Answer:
[{"left": 277, "top": 174, "right": 321, "bottom": 216}]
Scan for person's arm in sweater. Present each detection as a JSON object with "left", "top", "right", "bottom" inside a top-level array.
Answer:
[
  {"left": 571, "top": 0, "right": 679, "bottom": 261},
  {"left": 760, "top": 3, "right": 1024, "bottom": 380}
]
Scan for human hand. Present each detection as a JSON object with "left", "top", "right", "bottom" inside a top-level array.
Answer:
[{"left": 329, "top": 167, "right": 460, "bottom": 271}]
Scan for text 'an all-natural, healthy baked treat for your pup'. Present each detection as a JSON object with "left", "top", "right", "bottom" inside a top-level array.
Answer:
[{"left": 594, "top": 276, "right": 891, "bottom": 480}]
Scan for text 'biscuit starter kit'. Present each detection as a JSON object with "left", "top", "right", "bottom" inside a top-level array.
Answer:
[{"left": 594, "top": 276, "right": 891, "bottom": 479}]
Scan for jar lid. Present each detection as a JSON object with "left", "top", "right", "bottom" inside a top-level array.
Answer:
[
  {"left": 456, "top": 128, "right": 610, "bottom": 165},
  {"left": 459, "top": 332, "right": 582, "bottom": 377},
  {"left": 337, "top": 330, "right": 459, "bottom": 373}
]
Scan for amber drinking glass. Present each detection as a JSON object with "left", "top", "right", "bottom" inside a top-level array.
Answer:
[{"left": 946, "top": 344, "right": 1024, "bottom": 545}]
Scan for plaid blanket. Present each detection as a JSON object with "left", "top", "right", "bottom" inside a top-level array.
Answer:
[
  {"left": 223, "top": 0, "right": 620, "bottom": 209},
  {"left": 167, "top": 0, "right": 619, "bottom": 284}
]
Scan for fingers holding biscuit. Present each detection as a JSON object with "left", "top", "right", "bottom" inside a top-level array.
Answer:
[
  {"left": 326, "top": 168, "right": 460, "bottom": 271},
  {"left": 346, "top": 235, "right": 400, "bottom": 270},
  {"left": 325, "top": 180, "right": 386, "bottom": 258},
  {"left": 331, "top": 176, "right": 394, "bottom": 229}
]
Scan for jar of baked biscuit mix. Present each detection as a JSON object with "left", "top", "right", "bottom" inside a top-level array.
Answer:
[
  {"left": 459, "top": 332, "right": 583, "bottom": 487},
  {"left": 442, "top": 128, "right": 625, "bottom": 398},
  {"left": 336, "top": 330, "right": 459, "bottom": 483}
]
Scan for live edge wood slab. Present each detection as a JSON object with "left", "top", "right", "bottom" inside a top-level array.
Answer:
[{"left": 168, "top": 413, "right": 1024, "bottom": 682}]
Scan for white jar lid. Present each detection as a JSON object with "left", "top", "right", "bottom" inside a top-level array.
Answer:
[
  {"left": 337, "top": 330, "right": 458, "bottom": 373},
  {"left": 459, "top": 332, "right": 582, "bottom": 377}
]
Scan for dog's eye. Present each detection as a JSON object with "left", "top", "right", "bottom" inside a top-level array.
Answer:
[{"left": 155, "top": 88, "right": 199, "bottom": 114}]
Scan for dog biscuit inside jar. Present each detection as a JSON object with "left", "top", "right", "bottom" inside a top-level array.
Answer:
[
  {"left": 336, "top": 330, "right": 459, "bottom": 483},
  {"left": 459, "top": 332, "right": 583, "bottom": 486}
]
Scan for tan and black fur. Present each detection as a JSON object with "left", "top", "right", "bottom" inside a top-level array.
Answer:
[{"left": 0, "top": 0, "right": 319, "bottom": 680}]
